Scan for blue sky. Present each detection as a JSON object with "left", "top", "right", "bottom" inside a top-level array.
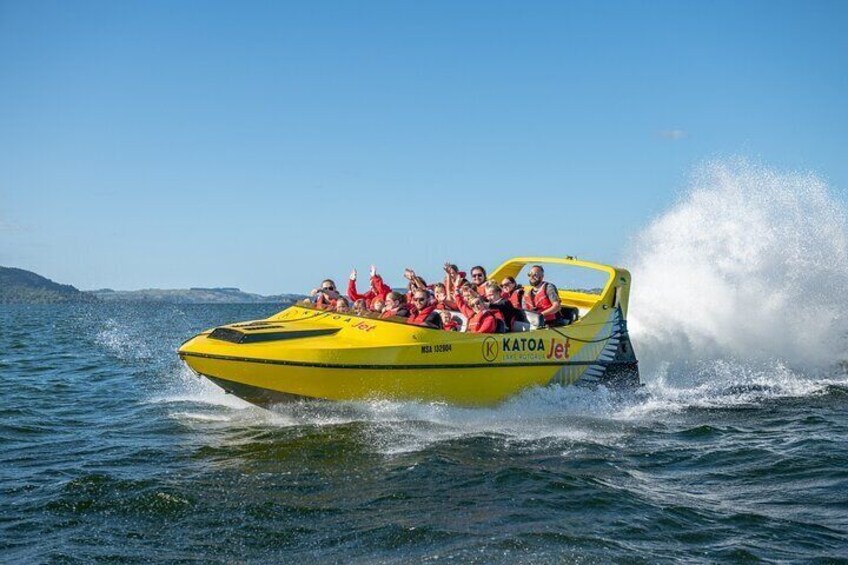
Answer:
[{"left": 1, "top": 0, "right": 846, "bottom": 293}]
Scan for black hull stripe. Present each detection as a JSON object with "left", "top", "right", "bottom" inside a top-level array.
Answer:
[
  {"left": 206, "top": 375, "right": 319, "bottom": 405},
  {"left": 179, "top": 350, "right": 635, "bottom": 371}
]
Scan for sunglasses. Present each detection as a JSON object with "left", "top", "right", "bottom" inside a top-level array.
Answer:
[
  {"left": 413, "top": 296, "right": 427, "bottom": 302},
  {"left": 322, "top": 286, "right": 335, "bottom": 291},
  {"left": 528, "top": 272, "right": 541, "bottom": 278},
  {"left": 471, "top": 273, "right": 484, "bottom": 278}
]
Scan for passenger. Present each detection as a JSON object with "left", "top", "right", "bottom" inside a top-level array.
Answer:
[
  {"left": 457, "top": 287, "right": 483, "bottom": 325},
  {"left": 432, "top": 283, "right": 456, "bottom": 311},
  {"left": 381, "top": 291, "right": 410, "bottom": 319},
  {"left": 500, "top": 276, "right": 525, "bottom": 309},
  {"left": 452, "top": 273, "right": 503, "bottom": 323},
  {"left": 352, "top": 299, "right": 368, "bottom": 316},
  {"left": 310, "top": 279, "right": 340, "bottom": 310},
  {"left": 469, "top": 265, "right": 488, "bottom": 294},
  {"left": 523, "top": 265, "right": 565, "bottom": 326},
  {"left": 439, "top": 310, "right": 460, "bottom": 332},
  {"left": 335, "top": 297, "right": 350, "bottom": 313},
  {"left": 485, "top": 281, "right": 518, "bottom": 328},
  {"left": 403, "top": 268, "right": 428, "bottom": 291},
  {"left": 458, "top": 280, "right": 482, "bottom": 306},
  {"left": 348, "top": 265, "right": 392, "bottom": 308},
  {"left": 407, "top": 290, "right": 442, "bottom": 328},
  {"left": 403, "top": 268, "right": 429, "bottom": 303},
  {"left": 454, "top": 293, "right": 498, "bottom": 333},
  {"left": 443, "top": 262, "right": 467, "bottom": 297},
  {"left": 371, "top": 298, "right": 385, "bottom": 314}
]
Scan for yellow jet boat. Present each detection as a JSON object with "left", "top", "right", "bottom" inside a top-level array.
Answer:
[{"left": 178, "top": 256, "right": 639, "bottom": 406}]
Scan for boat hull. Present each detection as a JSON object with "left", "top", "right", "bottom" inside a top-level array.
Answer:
[{"left": 178, "top": 302, "right": 639, "bottom": 407}]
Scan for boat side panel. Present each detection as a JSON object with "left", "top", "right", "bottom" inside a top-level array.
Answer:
[
  {"left": 177, "top": 302, "right": 637, "bottom": 405},
  {"left": 183, "top": 354, "right": 576, "bottom": 405},
  {"left": 181, "top": 305, "right": 617, "bottom": 365}
]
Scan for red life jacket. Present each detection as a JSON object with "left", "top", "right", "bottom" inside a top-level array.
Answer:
[
  {"left": 381, "top": 306, "right": 410, "bottom": 319},
  {"left": 315, "top": 294, "right": 338, "bottom": 310},
  {"left": 407, "top": 305, "right": 436, "bottom": 326},
  {"left": 525, "top": 282, "right": 559, "bottom": 322},
  {"left": 467, "top": 310, "right": 497, "bottom": 333},
  {"left": 506, "top": 288, "right": 524, "bottom": 309},
  {"left": 434, "top": 300, "right": 454, "bottom": 311}
]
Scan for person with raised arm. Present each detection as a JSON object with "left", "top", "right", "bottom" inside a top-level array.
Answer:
[
  {"left": 443, "top": 262, "right": 467, "bottom": 298},
  {"left": 452, "top": 273, "right": 498, "bottom": 333},
  {"left": 402, "top": 268, "right": 429, "bottom": 302},
  {"left": 403, "top": 268, "right": 428, "bottom": 291},
  {"left": 348, "top": 265, "right": 392, "bottom": 308}
]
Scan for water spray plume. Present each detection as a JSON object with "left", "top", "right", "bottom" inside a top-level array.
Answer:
[{"left": 628, "top": 158, "right": 848, "bottom": 375}]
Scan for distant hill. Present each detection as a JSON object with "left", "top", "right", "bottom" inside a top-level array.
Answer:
[
  {"left": 0, "top": 266, "right": 304, "bottom": 304},
  {"left": 0, "top": 266, "right": 97, "bottom": 304},
  {"left": 89, "top": 287, "right": 304, "bottom": 304}
]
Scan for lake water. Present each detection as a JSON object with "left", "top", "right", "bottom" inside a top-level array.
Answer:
[{"left": 2, "top": 302, "right": 846, "bottom": 563}]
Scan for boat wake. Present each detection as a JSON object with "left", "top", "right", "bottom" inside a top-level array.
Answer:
[
  {"left": 162, "top": 361, "right": 846, "bottom": 455},
  {"left": 160, "top": 158, "right": 848, "bottom": 451}
]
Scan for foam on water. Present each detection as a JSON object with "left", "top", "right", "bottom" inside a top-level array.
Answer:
[{"left": 161, "top": 364, "right": 253, "bottom": 410}]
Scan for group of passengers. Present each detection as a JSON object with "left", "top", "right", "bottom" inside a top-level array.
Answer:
[{"left": 306, "top": 262, "right": 569, "bottom": 334}]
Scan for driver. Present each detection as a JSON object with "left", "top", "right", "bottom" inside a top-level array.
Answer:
[{"left": 523, "top": 265, "right": 565, "bottom": 326}]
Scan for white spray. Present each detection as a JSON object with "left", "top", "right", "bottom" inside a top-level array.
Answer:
[{"left": 627, "top": 158, "right": 848, "bottom": 380}]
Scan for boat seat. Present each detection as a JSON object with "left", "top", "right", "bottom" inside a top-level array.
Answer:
[
  {"left": 560, "top": 306, "right": 579, "bottom": 326},
  {"left": 511, "top": 310, "right": 545, "bottom": 332},
  {"left": 495, "top": 318, "right": 507, "bottom": 334}
]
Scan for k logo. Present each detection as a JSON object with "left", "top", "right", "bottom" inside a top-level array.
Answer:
[{"left": 482, "top": 336, "right": 499, "bottom": 362}]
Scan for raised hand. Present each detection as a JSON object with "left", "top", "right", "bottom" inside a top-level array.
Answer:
[
  {"left": 349, "top": 268, "right": 357, "bottom": 281},
  {"left": 369, "top": 265, "right": 377, "bottom": 278}
]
